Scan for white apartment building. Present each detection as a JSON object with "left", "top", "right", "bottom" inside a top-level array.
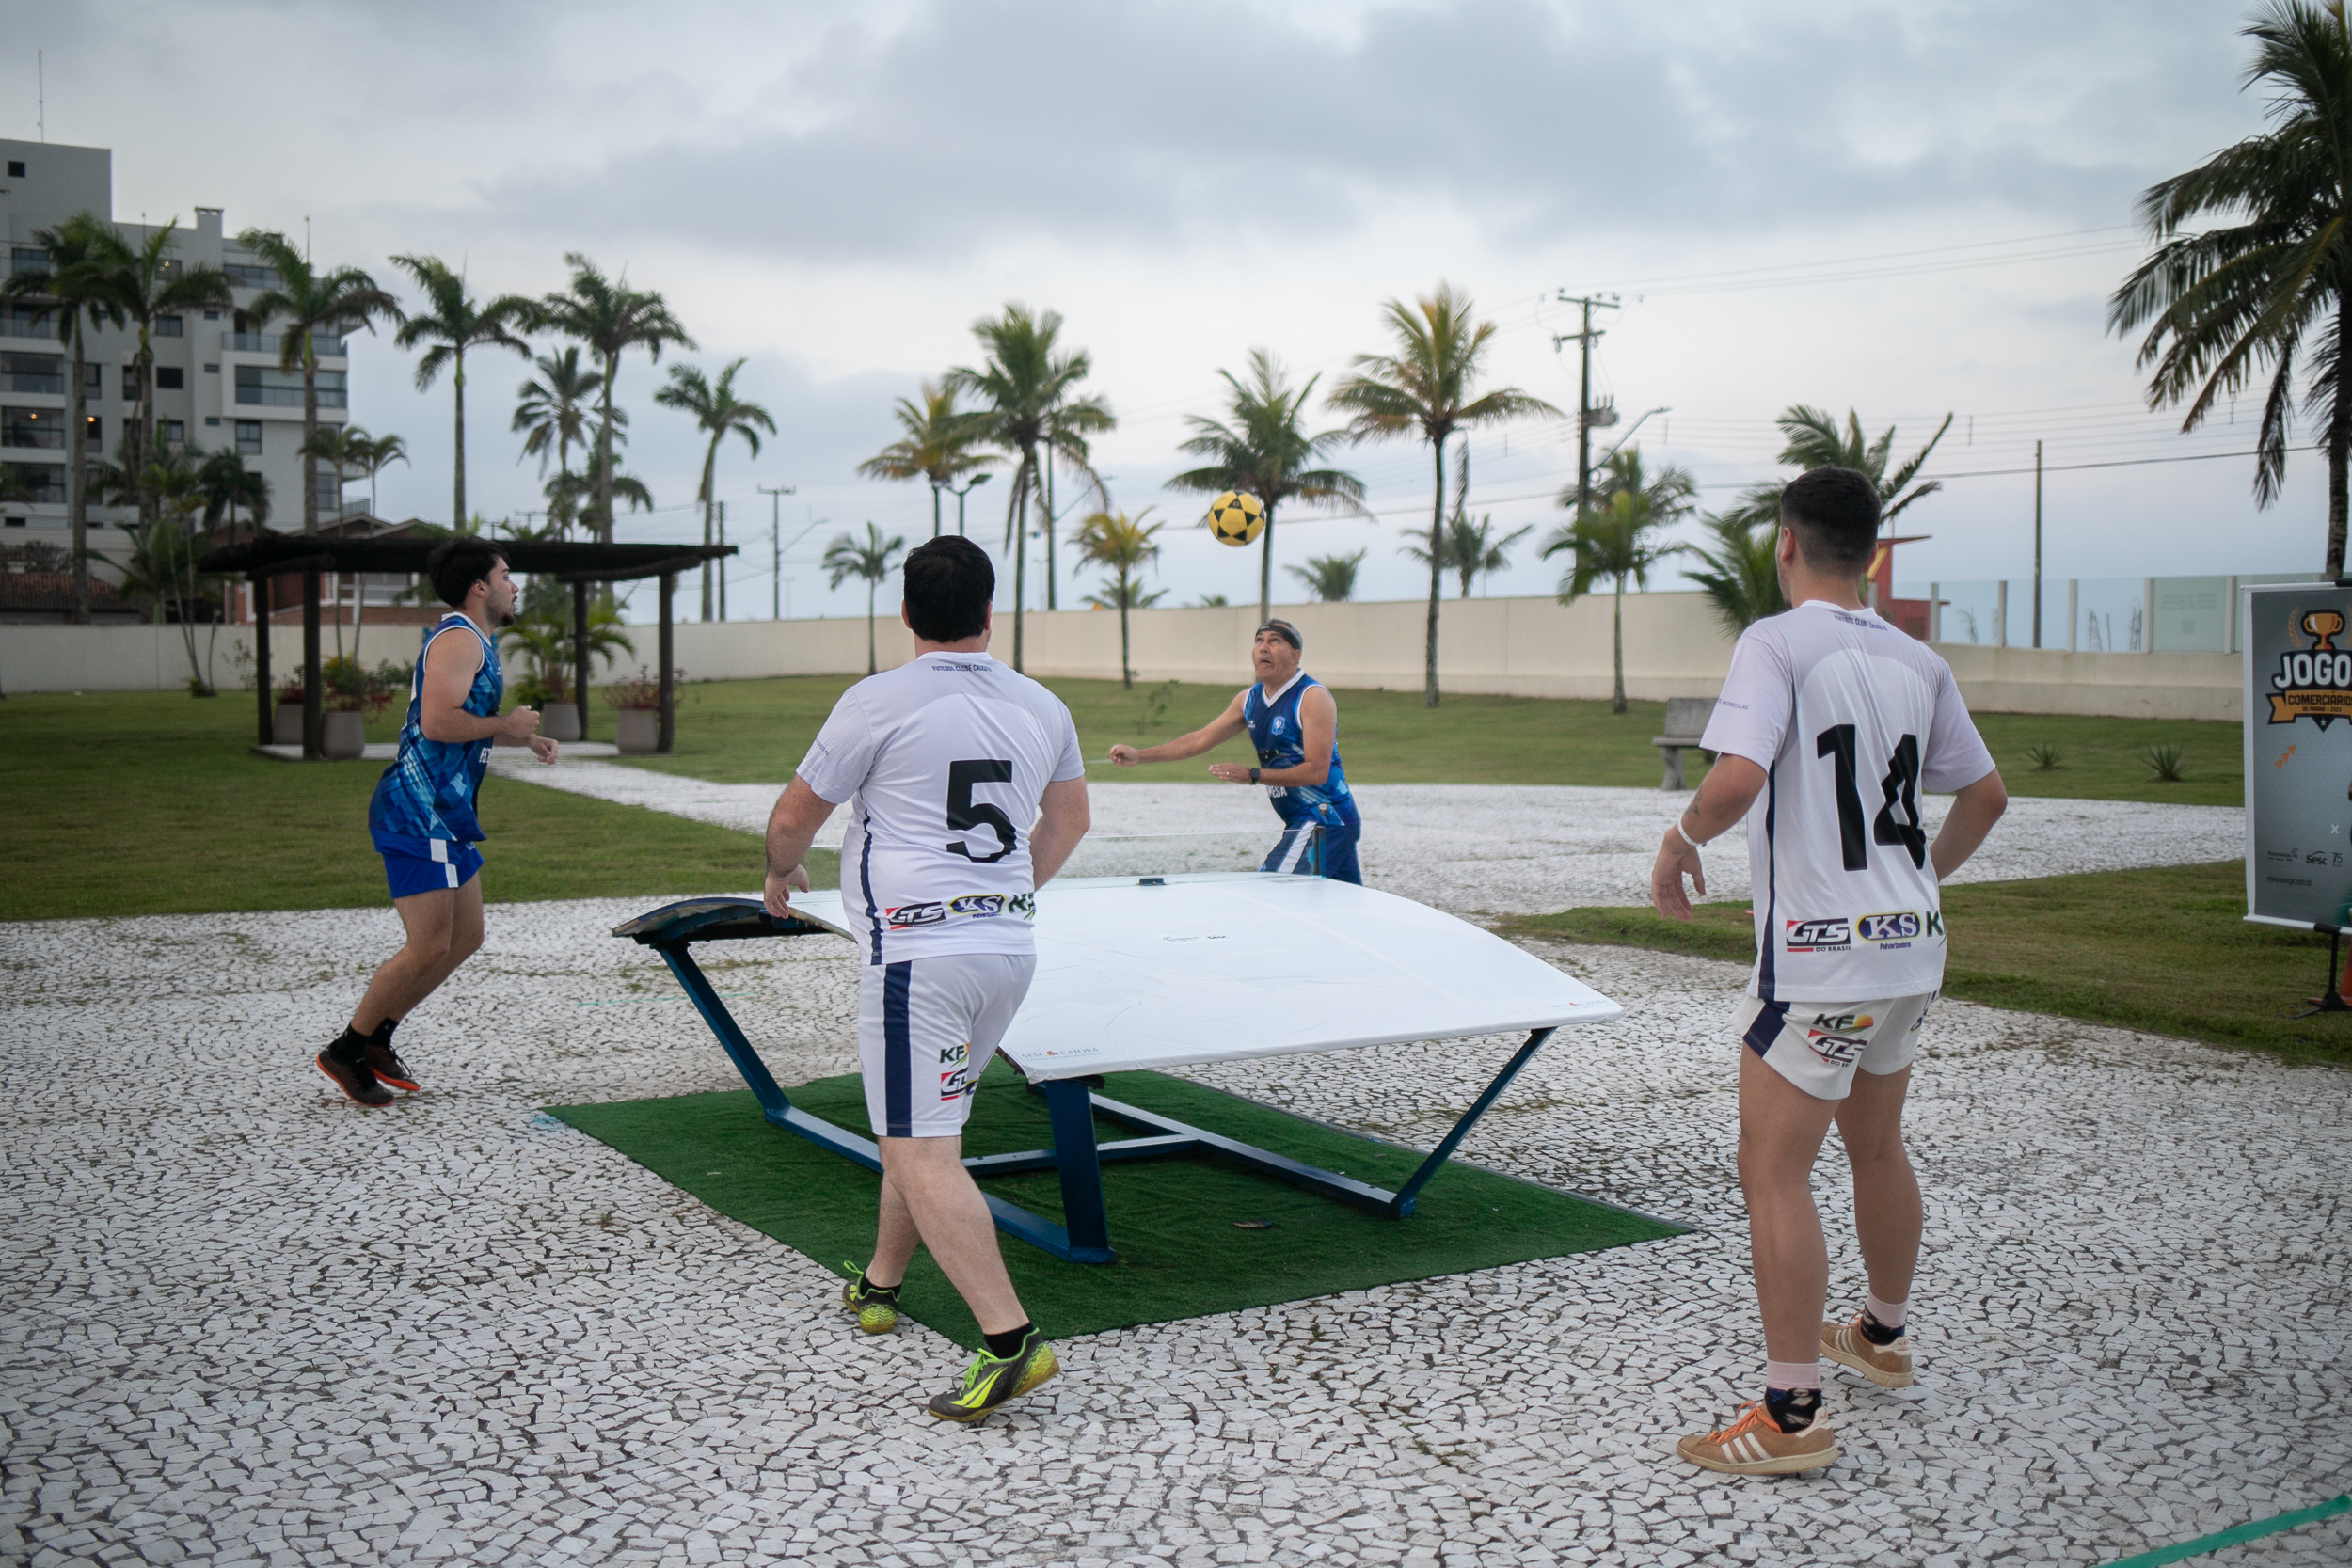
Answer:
[{"left": 1, "top": 138, "right": 355, "bottom": 554}]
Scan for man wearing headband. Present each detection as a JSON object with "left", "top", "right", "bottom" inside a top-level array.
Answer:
[{"left": 1106, "top": 618, "right": 1363, "bottom": 883}]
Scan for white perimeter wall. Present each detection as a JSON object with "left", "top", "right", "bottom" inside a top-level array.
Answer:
[{"left": 0, "top": 593, "right": 2244, "bottom": 721}]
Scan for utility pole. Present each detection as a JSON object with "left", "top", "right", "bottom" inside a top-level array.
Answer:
[
  {"left": 758, "top": 483, "right": 796, "bottom": 620},
  {"left": 2032, "top": 440, "right": 2043, "bottom": 650},
  {"left": 1554, "top": 292, "right": 1620, "bottom": 518},
  {"left": 1041, "top": 446, "right": 1057, "bottom": 612}
]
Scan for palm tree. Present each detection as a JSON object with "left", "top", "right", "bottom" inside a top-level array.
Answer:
[
  {"left": 299, "top": 424, "right": 365, "bottom": 521},
  {"left": 942, "top": 304, "right": 1116, "bottom": 670},
  {"left": 1724, "top": 405, "right": 1952, "bottom": 540},
  {"left": 348, "top": 429, "right": 408, "bottom": 518},
  {"left": 2109, "top": 2, "right": 2352, "bottom": 574},
  {"left": 235, "top": 230, "right": 401, "bottom": 532},
  {"left": 514, "top": 346, "right": 614, "bottom": 537},
  {"left": 654, "top": 358, "right": 775, "bottom": 621},
  {"left": 536, "top": 254, "right": 694, "bottom": 544},
  {"left": 548, "top": 451, "right": 653, "bottom": 533},
  {"left": 198, "top": 449, "right": 272, "bottom": 544},
  {"left": 1168, "top": 349, "right": 1366, "bottom": 623},
  {"left": 1073, "top": 509, "right": 1166, "bottom": 688},
  {"left": 1329, "top": 284, "right": 1560, "bottom": 705},
  {"left": 88, "top": 220, "right": 232, "bottom": 529},
  {"left": 389, "top": 255, "right": 533, "bottom": 531},
  {"left": 1682, "top": 511, "right": 1788, "bottom": 640},
  {"left": 858, "top": 381, "right": 996, "bottom": 538},
  {"left": 1543, "top": 448, "right": 1695, "bottom": 714},
  {"left": 3, "top": 213, "right": 122, "bottom": 622},
  {"left": 1286, "top": 549, "right": 1368, "bottom": 603},
  {"left": 822, "top": 522, "right": 907, "bottom": 674}
]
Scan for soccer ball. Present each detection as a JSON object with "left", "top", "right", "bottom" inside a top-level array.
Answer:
[{"left": 1205, "top": 490, "right": 1265, "bottom": 547}]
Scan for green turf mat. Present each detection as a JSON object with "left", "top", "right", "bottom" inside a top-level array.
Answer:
[{"left": 548, "top": 1059, "right": 1681, "bottom": 1350}]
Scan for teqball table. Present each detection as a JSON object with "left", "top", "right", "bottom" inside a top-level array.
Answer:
[{"left": 614, "top": 872, "right": 1624, "bottom": 1264}]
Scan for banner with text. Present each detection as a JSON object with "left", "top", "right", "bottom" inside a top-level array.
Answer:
[{"left": 2246, "top": 582, "right": 2352, "bottom": 927}]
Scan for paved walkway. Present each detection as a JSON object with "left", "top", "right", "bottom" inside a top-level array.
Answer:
[
  {"left": 489, "top": 756, "right": 2245, "bottom": 913},
  {"left": 3, "top": 901, "right": 2344, "bottom": 1567}
]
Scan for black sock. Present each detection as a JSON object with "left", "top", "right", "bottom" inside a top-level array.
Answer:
[
  {"left": 857, "top": 1272, "right": 900, "bottom": 1299},
  {"left": 326, "top": 1025, "right": 371, "bottom": 1066},
  {"left": 1859, "top": 1308, "right": 1904, "bottom": 1346},
  {"left": 372, "top": 1017, "right": 400, "bottom": 1047},
  {"left": 1763, "top": 1386, "right": 1820, "bottom": 1433},
  {"left": 983, "top": 1322, "right": 1033, "bottom": 1359}
]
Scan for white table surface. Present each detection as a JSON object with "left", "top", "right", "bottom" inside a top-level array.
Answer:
[{"left": 778, "top": 873, "right": 1622, "bottom": 1081}]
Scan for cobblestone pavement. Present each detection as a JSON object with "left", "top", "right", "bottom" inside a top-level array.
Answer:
[
  {"left": 488, "top": 757, "right": 2243, "bottom": 914},
  {"left": 4, "top": 898, "right": 2344, "bottom": 1568}
]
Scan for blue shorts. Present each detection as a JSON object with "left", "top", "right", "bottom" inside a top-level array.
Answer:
[
  {"left": 380, "top": 839, "right": 483, "bottom": 900},
  {"left": 1261, "top": 815, "right": 1364, "bottom": 885}
]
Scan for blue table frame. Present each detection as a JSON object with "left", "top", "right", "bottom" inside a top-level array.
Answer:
[{"left": 613, "top": 895, "right": 1557, "bottom": 1265}]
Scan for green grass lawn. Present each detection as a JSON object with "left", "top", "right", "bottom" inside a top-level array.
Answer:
[
  {"left": 1502, "top": 862, "right": 2352, "bottom": 1065},
  {"left": 605, "top": 673, "right": 2247, "bottom": 804},
  {"left": 0, "top": 690, "right": 831, "bottom": 922}
]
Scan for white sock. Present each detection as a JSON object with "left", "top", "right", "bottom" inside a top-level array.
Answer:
[
  {"left": 1866, "top": 1292, "right": 1908, "bottom": 1332},
  {"left": 1764, "top": 1359, "right": 1820, "bottom": 1392}
]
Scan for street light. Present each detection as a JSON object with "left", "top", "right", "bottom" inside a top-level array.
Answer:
[{"left": 949, "top": 472, "right": 992, "bottom": 537}]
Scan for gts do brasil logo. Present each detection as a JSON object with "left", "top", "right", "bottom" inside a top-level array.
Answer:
[{"left": 2267, "top": 609, "right": 2352, "bottom": 729}]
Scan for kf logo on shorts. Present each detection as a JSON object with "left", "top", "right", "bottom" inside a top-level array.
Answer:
[{"left": 938, "top": 1040, "right": 975, "bottom": 1101}]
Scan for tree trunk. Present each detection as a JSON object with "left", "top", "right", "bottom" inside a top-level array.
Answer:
[
  {"left": 1011, "top": 451, "right": 1031, "bottom": 673},
  {"left": 596, "top": 364, "right": 616, "bottom": 546},
  {"left": 866, "top": 581, "right": 878, "bottom": 675},
  {"left": 1043, "top": 448, "right": 1057, "bottom": 612},
  {"left": 452, "top": 345, "right": 467, "bottom": 531},
  {"left": 302, "top": 341, "right": 319, "bottom": 533},
  {"left": 133, "top": 331, "right": 153, "bottom": 532},
  {"left": 1422, "top": 439, "right": 1445, "bottom": 707},
  {"left": 931, "top": 483, "right": 943, "bottom": 539},
  {"left": 67, "top": 325, "right": 89, "bottom": 624},
  {"left": 1120, "top": 572, "right": 1133, "bottom": 689},
  {"left": 700, "top": 448, "right": 717, "bottom": 621},
  {"left": 1258, "top": 502, "right": 1276, "bottom": 625},
  {"left": 1611, "top": 576, "right": 1627, "bottom": 715},
  {"left": 2331, "top": 295, "right": 2350, "bottom": 580}
]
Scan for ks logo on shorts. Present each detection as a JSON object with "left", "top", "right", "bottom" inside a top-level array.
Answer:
[{"left": 1785, "top": 918, "right": 1851, "bottom": 952}]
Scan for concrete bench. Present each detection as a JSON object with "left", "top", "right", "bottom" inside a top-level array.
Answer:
[{"left": 1652, "top": 695, "right": 1719, "bottom": 791}]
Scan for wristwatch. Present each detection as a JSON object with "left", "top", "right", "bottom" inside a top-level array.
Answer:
[{"left": 1248, "top": 768, "right": 1260, "bottom": 784}]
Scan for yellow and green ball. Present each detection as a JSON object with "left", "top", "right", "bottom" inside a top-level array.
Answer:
[{"left": 1205, "top": 490, "right": 1265, "bottom": 547}]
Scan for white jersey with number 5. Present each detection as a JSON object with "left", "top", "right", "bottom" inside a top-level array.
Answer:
[
  {"left": 1701, "top": 600, "right": 1995, "bottom": 1002},
  {"left": 796, "top": 651, "right": 1086, "bottom": 966}
]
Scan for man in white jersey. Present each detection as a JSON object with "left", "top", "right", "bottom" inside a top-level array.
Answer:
[
  {"left": 760, "top": 536, "right": 1091, "bottom": 1424},
  {"left": 1649, "top": 467, "right": 2008, "bottom": 1476}
]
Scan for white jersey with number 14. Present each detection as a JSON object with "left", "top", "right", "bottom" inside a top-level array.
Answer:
[
  {"left": 1701, "top": 601, "right": 1995, "bottom": 1003},
  {"left": 795, "top": 651, "right": 1086, "bottom": 967}
]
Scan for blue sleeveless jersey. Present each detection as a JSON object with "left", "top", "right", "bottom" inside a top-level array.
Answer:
[
  {"left": 368, "top": 614, "right": 503, "bottom": 851},
  {"left": 1243, "top": 673, "right": 1358, "bottom": 830}
]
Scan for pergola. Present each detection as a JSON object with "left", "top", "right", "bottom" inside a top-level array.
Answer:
[{"left": 195, "top": 535, "right": 735, "bottom": 759}]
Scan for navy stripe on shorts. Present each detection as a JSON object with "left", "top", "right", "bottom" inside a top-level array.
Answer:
[{"left": 882, "top": 960, "right": 914, "bottom": 1137}]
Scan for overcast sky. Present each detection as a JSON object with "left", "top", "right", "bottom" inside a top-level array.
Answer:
[{"left": 2, "top": 0, "right": 2305, "bottom": 626}]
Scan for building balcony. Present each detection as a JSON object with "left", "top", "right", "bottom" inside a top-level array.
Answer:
[{"left": 222, "top": 332, "right": 347, "bottom": 359}]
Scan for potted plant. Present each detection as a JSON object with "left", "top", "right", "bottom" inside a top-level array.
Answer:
[
  {"left": 513, "top": 671, "right": 580, "bottom": 742},
  {"left": 603, "top": 665, "right": 673, "bottom": 753},
  {"left": 319, "top": 656, "right": 370, "bottom": 759},
  {"left": 273, "top": 677, "right": 306, "bottom": 746}
]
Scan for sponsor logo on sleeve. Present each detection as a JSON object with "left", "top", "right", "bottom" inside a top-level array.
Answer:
[
  {"left": 884, "top": 901, "right": 946, "bottom": 928},
  {"left": 949, "top": 894, "right": 1006, "bottom": 918},
  {"left": 1784, "top": 918, "right": 1851, "bottom": 952}
]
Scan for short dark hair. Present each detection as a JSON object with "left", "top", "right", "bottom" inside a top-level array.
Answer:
[
  {"left": 1780, "top": 467, "right": 1882, "bottom": 574},
  {"left": 902, "top": 536, "right": 993, "bottom": 641},
  {"left": 427, "top": 535, "right": 507, "bottom": 609}
]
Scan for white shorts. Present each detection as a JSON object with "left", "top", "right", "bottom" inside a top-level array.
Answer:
[
  {"left": 1734, "top": 991, "right": 1936, "bottom": 1101},
  {"left": 858, "top": 953, "right": 1038, "bottom": 1139}
]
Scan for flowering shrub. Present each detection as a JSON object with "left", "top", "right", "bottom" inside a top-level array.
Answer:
[{"left": 602, "top": 666, "right": 682, "bottom": 711}]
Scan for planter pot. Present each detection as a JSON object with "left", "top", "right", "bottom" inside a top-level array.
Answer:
[
  {"left": 321, "top": 710, "right": 367, "bottom": 760},
  {"left": 273, "top": 703, "right": 304, "bottom": 746},
  {"left": 542, "top": 703, "right": 581, "bottom": 743},
  {"left": 614, "top": 708, "right": 660, "bottom": 754}
]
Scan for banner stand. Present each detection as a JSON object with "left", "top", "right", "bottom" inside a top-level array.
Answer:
[{"left": 2295, "top": 927, "right": 2351, "bottom": 1017}]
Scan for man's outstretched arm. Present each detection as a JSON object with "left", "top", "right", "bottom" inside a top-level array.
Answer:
[
  {"left": 1107, "top": 691, "right": 1248, "bottom": 766},
  {"left": 762, "top": 775, "right": 835, "bottom": 915}
]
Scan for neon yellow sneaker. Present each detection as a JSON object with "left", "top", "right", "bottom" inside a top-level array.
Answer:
[
  {"left": 837, "top": 1262, "right": 899, "bottom": 1335},
  {"left": 924, "top": 1330, "right": 1058, "bottom": 1423}
]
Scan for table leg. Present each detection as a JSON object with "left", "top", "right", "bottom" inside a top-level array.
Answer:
[
  {"left": 1389, "top": 1027, "right": 1555, "bottom": 1216},
  {"left": 1043, "top": 1079, "right": 1111, "bottom": 1259}
]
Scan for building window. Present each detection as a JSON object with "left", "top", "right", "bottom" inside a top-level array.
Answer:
[
  {"left": 83, "top": 415, "right": 101, "bottom": 448},
  {"left": 10, "top": 246, "right": 45, "bottom": 273},
  {"left": 155, "top": 367, "right": 184, "bottom": 390},
  {"left": 223, "top": 262, "right": 278, "bottom": 290},
  {"left": 202, "top": 363, "right": 218, "bottom": 374},
  {"left": 84, "top": 363, "right": 102, "bottom": 394},
  {"left": 235, "top": 365, "right": 343, "bottom": 408},
  {"left": 121, "top": 363, "right": 140, "bottom": 400},
  {"left": 158, "top": 419, "right": 185, "bottom": 445},
  {"left": 155, "top": 315, "right": 183, "bottom": 338},
  {"left": 2, "top": 407, "right": 64, "bottom": 449},
  {"left": 0, "top": 352, "right": 63, "bottom": 395},
  {"left": 6, "top": 161, "right": 24, "bottom": 178},
  {"left": 1, "top": 305, "right": 46, "bottom": 340},
  {"left": 204, "top": 416, "right": 220, "bottom": 428},
  {"left": 235, "top": 420, "right": 262, "bottom": 455},
  {"left": 4, "top": 515, "right": 24, "bottom": 527},
  {"left": 202, "top": 309, "right": 219, "bottom": 321},
  {"left": 3, "top": 462, "right": 65, "bottom": 504}
]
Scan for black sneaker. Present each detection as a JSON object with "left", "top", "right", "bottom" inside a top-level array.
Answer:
[
  {"left": 317, "top": 1048, "right": 393, "bottom": 1107},
  {"left": 924, "top": 1329, "right": 1057, "bottom": 1423},
  {"left": 364, "top": 1039, "right": 420, "bottom": 1093}
]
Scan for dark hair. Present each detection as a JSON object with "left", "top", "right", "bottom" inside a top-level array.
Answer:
[
  {"left": 1780, "top": 467, "right": 1882, "bottom": 574},
  {"left": 427, "top": 535, "right": 507, "bottom": 609},
  {"left": 902, "top": 535, "right": 993, "bottom": 641}
]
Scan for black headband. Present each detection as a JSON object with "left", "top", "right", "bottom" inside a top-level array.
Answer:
[{"left": 1257, "top": 619, "right": 1302, "bottom": 650}]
